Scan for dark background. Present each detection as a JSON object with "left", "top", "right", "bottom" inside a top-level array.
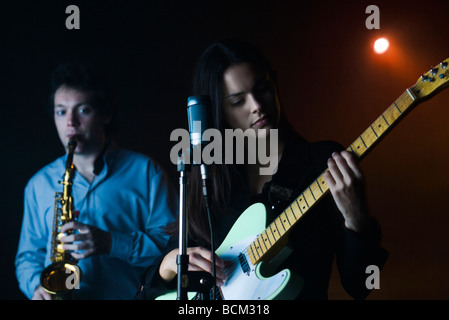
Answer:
[{"left": 2, "top": 0, "right": 449, "bottom": 300}]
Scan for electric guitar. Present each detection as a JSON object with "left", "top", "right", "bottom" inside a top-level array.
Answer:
[{"left": 157, "top": 57, "right": 449, "bottom": 300}]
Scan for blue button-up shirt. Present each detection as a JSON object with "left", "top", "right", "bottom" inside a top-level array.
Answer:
[{"left": 15, "top": 146, "right": 178, "bottom": 299}]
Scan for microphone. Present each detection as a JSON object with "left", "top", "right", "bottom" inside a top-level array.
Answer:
[
  {"left": 187, "top": 95, "right": 212, "bottom": 177},
  {"left": 187, "top": 95, "right": 211, "bottom": 143}
]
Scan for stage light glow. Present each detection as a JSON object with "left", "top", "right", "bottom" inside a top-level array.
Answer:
[{"left": 374, "top": 38, "right": 389, "bottom": 54}]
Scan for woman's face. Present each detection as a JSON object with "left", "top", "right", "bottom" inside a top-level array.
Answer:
[{"left": 222, "top": 62, "right": 279, "bottom": 138}]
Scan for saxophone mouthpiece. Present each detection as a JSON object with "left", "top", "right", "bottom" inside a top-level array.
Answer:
[{"left": 68, "top": 137, "right": 78, "bottom": 149}]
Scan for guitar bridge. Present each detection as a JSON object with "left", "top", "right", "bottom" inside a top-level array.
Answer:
[{"left": 238, "top": 253, "right": 250, "bottom": 276}]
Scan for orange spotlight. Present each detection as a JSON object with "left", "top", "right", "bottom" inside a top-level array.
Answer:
[{"left": 374, "top": 38, "right": 389, "bottom": 54}]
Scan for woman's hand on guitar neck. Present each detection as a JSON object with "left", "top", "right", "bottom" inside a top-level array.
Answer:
[
  {"left": 324, "top": 151, "right": 370, "bottom": 233},
  {"left": 159, "top": 247, "right": 227, "bottom": 286}
]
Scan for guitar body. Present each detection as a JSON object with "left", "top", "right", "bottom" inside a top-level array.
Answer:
[
  {"left": 156, "top": 203, "right": 303, "bottom": 300},
  {"left": 216, "top": 203, "right": 302, "bottom": 300}
]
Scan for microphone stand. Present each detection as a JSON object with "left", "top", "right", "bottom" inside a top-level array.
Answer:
[
  {"left": 178, "top": 95, "right": 217, "bottom": 300},
  {"left": 176, "top": 152, "right": 214, "bottom": 300},
  {"left": 176, "top": 153, "right": 189, "bottom": 300}
]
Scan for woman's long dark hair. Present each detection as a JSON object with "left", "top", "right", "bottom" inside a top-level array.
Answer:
[{"left": 167, "top": 39, "right": 291, "bottom": 246}]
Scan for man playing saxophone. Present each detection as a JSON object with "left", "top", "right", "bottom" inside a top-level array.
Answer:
[{"left": 15, "top": 62, "right": 178, "bottom": 299}]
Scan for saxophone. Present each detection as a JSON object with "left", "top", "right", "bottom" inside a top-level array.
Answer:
[{"left": 40, "top": 137, "right": 81, "bottom": 299}]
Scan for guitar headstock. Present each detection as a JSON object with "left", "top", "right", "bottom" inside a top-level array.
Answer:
[{"left": 410, "top": 57, "right": 449, "bottom": 101}]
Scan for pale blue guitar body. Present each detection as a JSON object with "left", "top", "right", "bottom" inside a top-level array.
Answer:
[{"left": 157, "top": 203, "right": 302, "bottom": 300}]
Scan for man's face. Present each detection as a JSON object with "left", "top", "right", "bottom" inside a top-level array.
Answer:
[{"left": 53, "top": 86, "right": 109, "bottom": 154}]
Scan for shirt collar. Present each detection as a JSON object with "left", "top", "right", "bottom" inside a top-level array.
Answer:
[{"left": 65, "top": 140, "right": 118, "bottom": 187}]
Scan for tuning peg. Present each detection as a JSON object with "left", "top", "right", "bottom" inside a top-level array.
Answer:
[
  {"left": 431, "top": 67, "right": 438, "bottom": 75},
  {"left": 421, "top": 75, "right": 429, "bottom": 81},
  {"left": 441, "top": 62, "right": 448, "bottom": 69}
]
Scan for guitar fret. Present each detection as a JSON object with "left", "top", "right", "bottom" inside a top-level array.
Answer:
[
  {"left": 361, "top": 128, "right": 377, "bottom": 148},
  {"left": 316, "top": 179, "right": 324, "bottom": 194},
  {"left": 370, "top": 125, "right": 379, "bottom": 138},
  {"left": 302, "top": 193, "right": 309, "bottom": 208},
  {"left": 252, "top": 240, "right": 260, "bottom": 257},
  {"left": 260, "top": 231, "right": 271, "bottom": 249},
  {"left": 372, "top": 116, "right": 387, "bottom": 136},
  {"left": 267, "top": 226, "right": 276, "bottom": 243},
  {"left": 283, "top": 211, "right": 291, "bottom": 228},
  {"left": 275, "top": 218, "right": 286, "bottom": 234},
  {"left": 350, "top": 138, "right": 367, "bottom": 157},
  {"left": 359, "top": 135, "right": 368, "bottom": 149},
  {"left": 255, "top": 237, "right": 264, "bottom": 257},
  {"left": 287, "top": 206, "right": 296, "bottom": 224},
  {"left": 248, "top": 244, "right": 258, "bottom": 262},
  {"left": 297, "top": 196, "right": 307, "bottom": 212},
  {"left": 281, "top": 211, "right": 292, "bottom": 228},
  {"left": 308, "top": 186, "right": 316, "bottom": 201},
  {"left": 294, "top": 199, "right": 303, "bottom": 215},
  {"left": 382, "top": 113, "right": 390, "bottom": 126},
  {"left": 384, "top": 104, "right": 402, "bottom": 125},
  {"left": 249, "top": 243, "right": 258, "bottom": 260},
  {"left": 255, "top": 241, "right": 263, "bottom": 258},
  {"left": 270, "top": 223, "right": 280, "bottom": 241},
  {"left": 285, "top": 202, "right": 298, "bottom": 221},
  {"left": 293, "top": 201, "right": 305, "bottom": 222},
  {"left": 318, "top": 176, "right": 328, "bottom": 195},
  {"left": 393, "top": 102, "right": 403, "bottom": 114},
  {"left": 312, "top": 181, "right": 323, "bottom": 199}
]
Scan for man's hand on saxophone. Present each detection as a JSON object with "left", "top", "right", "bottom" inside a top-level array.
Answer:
[
  {"left": 60, "top": 221, "right": 112, "bottom": 259},
  {"left": 32, "top": 286, "right": 52, "bottom": 300}
]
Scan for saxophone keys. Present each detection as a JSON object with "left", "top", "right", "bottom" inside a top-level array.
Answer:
[{"left": 57, "top": 244, "right": 65, "bottom": 253}]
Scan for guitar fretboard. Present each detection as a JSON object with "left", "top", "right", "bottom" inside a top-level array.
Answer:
[{"left": 247, "top": 89, "right": 417, "bottom": 265}]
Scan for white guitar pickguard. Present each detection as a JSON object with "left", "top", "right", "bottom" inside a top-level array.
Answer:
[{"left": 219, "top": 235, "right": 290, "bottom": 300}]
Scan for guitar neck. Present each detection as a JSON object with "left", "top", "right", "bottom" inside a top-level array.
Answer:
[
  {"left": 247, "top": 89, "right": 418, "bottom": 265},
  {"left": 347, "top": 89, "right": 417, "bottom": 160}
]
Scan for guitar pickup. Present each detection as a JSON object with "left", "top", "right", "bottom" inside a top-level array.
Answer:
[{"left": 238, "top": 253, "right": 250, "bottom": 276}]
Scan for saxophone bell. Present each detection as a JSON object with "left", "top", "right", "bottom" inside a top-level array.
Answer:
[{"left": 40, "top": 262, "right": 81, "bottom": 300}]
